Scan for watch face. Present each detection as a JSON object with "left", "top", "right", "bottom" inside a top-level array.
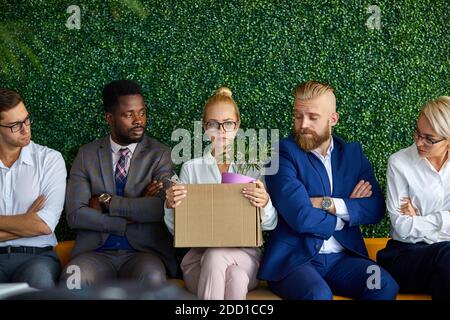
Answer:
[
  {"left": 322, "top": 198, "right": 332, "bottom": 209},
  {"left": 99, "top": 193, "right": 111, "bottom": 202}
]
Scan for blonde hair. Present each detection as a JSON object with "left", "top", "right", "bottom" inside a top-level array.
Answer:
[
  {"left": 202, "top": 86, "right": 241, "bottom": 123},
  {"left": 292, "top": 80, "right": 335, "bottom": 100},
  {"left": 420, "top": 96, "right": 450, "bottom": 139}
]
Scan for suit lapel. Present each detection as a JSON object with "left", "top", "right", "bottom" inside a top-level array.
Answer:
[
  {"left": 307, "top": 152, "right": 331, "bottom": 196},
  {"left": 330, "top": 137, "right": 341, "bottom": 197},
  {"left": 125, "top": 136, "right": 148, "bottom": 195},
  {"left": 98, "top": 136, "right": 116, "bottom": 195}
]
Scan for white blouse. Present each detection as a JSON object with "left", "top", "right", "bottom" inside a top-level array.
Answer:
[
  {"left": 164, "top": 151, "right": 278, "bottom": 235},
  {"left": 386, "top": 144, "right": 450, "bottom": 244}
]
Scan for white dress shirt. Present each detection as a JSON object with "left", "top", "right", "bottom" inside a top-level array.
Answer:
[
  {"left": 0, "top": 141, "right": 67, "bottom": 247},
  {"left": 109, "top": 136, "right": 137, "bottom": 176},
  {"left": 164, "top": 150, "right": 278, "bottom": 235},
  {"left": 310, "top": 139, "right": 350, "bottom": 254},
  {"left": 387, "top": 144, "right": 450, "bottom": 244}
]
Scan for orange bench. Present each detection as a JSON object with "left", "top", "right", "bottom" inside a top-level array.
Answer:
[{"left": 54, "top": 238, "right": 431, "bottom": 300}]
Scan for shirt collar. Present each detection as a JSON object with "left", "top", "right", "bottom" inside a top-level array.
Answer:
[
  {"left": 411, "top": 143, "right": 450, "bottom": 172},
  {"left": 311, "top": 137, "right": 334, "bottom": 160},
  {"left": 204, "top": 148, "right": 215, "bottom": 161},
  {"left": 0, "top": 142, "right": 34, "bottom": 169},
  {"left": 410, "top": 143, "right": 424, "bottom": 166},
  {"left": 109, "top": 136, "right": 137, "bottom": 157},
  {"left": 18, "top": 142, "right": 34, "bottom": 167}
]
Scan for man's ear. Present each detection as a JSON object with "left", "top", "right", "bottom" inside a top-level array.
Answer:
[
  {"left": 105, "top": 112, "right": 113, "bottom": 126},
  {"left": 330, "top": 112, "right": 339, "bottom": 127}
]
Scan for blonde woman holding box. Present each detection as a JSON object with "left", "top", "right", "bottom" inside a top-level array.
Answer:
[{"left": 164, "top": 87, "right": 278, "bottom": 300}]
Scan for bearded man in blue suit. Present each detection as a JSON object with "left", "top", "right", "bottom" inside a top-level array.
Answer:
[{"left": 258, "top": 80, "right": 398, "bottom": 300}]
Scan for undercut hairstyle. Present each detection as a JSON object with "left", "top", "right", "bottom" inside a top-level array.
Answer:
[
  {"left": 102, "top": 80, "right": 143, "bottom": 113},
  {"left": 292, "top": 80, "right": 335, "bottom": 101}
]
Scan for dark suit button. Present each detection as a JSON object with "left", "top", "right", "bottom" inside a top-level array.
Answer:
[{"left": 315, "top": 244, "right": 321, "bottom": 250}]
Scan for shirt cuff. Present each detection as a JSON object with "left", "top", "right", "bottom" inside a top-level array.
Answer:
[
  {"left": 261, "top": 198, "right": 274, "bottom": 216},
  {"left": 260, "top": 198, "right": 278, "bottom": 231},
  {"left": 333, "top": 198, "right": 350, "bottom": 222},
  {"left": 335, "top": 217, "right": 345, "bottom": 231},
  {"left": 164, "top": 206, "right": 175, "bottom": 235},
  {"left": 440, "top": 211, "right": 450, "bottom": 232}
]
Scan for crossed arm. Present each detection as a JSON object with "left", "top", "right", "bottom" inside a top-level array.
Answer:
[
  {"left": 88, "top": 180, "right": 164, "bottom": 224},
  {"left": 66, "top": 148, "right": 174, "bottom": 234},
  {"left": 386, "top": 159, "right": 450, "bottom": 240},
  {"left": 310, "top": 180, "right": 374, "bottom": 215},
  {"left": 266, "top": 145, "right": 385, "bottom": 238},
  {"left": 0, "top": 196, "right": 51, "bottom": 241},
  {"left": 0, "top": 154, "right": 67, "bottom": 242}
]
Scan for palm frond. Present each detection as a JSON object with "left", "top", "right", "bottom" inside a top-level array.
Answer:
[{"left": 0, "top": 21, "right": 42, "bottom": 79}]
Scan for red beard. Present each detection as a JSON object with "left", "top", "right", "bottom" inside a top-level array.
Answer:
[{"left": 293, "top": 127, "right": 330, "bottom": 152}]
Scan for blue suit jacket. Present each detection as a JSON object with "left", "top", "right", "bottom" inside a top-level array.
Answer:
[{"left": 258, "top": 135, "right": 385, "bottom": 282}]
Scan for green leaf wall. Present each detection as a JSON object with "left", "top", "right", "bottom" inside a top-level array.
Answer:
[{"left": 1, "top": 0, "right": 448, "bottom": 240}]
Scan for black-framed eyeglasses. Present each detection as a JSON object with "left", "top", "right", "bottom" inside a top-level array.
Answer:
[
  {"left": 414, "top": 127, "right": 446, "bottom": 147},
  {"left": 0, "top": 115, "right": 32, "bottom": 133},
  {"left": 204, "top": 120, "right": 238, "bottom": 132}
]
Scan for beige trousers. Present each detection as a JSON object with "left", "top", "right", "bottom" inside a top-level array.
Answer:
[{"left": 181, "top": 247, "right": 261, "bottom": 300}]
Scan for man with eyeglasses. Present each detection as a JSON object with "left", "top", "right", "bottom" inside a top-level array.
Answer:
[
  {"left": 60, "top": 80, "right": 177, "bottom": 289},
  {"left": 0, "top": 88, "right": 66, "bottom": 289}
]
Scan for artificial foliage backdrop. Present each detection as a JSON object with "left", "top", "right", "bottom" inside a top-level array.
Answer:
[{"left": 0, "top": 0, "right": 448, "bottom": 240}]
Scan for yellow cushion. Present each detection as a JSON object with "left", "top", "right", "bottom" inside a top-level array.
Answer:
[
  {"left": 364, "top": 237, "right": 389, "bottom": 261},
  {"left": 54, "top": 240, "right": 74, "bottom": 267}
]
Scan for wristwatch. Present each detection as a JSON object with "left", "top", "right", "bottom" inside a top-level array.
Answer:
[
  {"left": 321, "top": 197, "right": 333, "bottom": 211},
  {"left": 98, "top": 193, "right": 112, "bottom": 212}
]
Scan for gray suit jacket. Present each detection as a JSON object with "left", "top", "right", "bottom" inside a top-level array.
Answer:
[{"left": 65, "top": 135, "right": 177, "bottom": 277}]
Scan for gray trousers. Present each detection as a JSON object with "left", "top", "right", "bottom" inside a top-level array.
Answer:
[
  {"left": 59, "top": 250, "right": 167, "bottom": 290},
  {"left": 0, "top": 251, "right": 61, "bottom": 289}
]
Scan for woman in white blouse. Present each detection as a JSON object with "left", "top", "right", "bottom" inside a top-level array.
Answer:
[
  {"left": 377, "top": 96, "right": 450, "bottom": 299},
  {"left": 164, "top": 87, "right": 278, "bottom": 300}
]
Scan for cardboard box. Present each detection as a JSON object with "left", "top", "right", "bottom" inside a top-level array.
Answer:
[{"left": 174, "top": 183, "right": 263, "bottom": 247}]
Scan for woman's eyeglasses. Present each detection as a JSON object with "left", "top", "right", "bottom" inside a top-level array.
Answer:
[
  {"left": 204, "top": 120, "right": 238, "bottom": 132},
  {"left": 414, "top": 127, "right": 446, "bottom": 147}
]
